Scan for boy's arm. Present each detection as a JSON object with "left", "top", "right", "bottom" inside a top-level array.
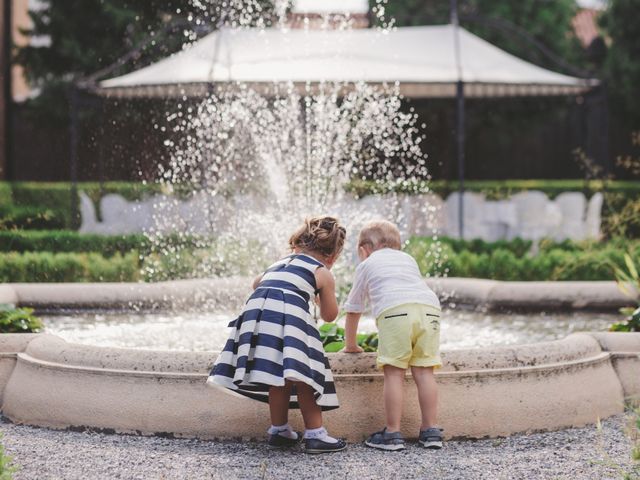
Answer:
[{"left": 344, "top": 312, "right": 364, "bottom": 353}]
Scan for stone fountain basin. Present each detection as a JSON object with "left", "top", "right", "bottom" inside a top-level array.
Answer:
[{"left": 1, "top": 331, "right": 638, "bottom": 441}]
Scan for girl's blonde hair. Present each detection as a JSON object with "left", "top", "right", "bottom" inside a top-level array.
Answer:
[
  {"left": 289, "top": 216, "right": 346, "bottom": 257},
  {"left": 358, "top": 220, "right": 402, "bottom": 250}
]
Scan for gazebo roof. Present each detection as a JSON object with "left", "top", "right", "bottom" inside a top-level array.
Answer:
[{"left": 99, "top": 24, "right": 598, "bottom": 98}]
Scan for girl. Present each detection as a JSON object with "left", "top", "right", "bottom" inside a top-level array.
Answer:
[{"left": 207, "top": 216, "right": 347, "bottom": 454}]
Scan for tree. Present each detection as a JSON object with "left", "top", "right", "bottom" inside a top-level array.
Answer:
[
  {"left": 14, "top": 0, "right": 279, "bottom": 122},
  {"left": 381, "top": 0, "right": 586, "bottom": 73},
  {"left": 14, "top": 0, "right": 181, "bottom": 121},
  {"left": 600, "top": 0, "right": 640, "bottom": 123}
]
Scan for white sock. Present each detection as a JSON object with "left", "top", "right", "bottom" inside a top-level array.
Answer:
[
  {"left": 267, "top": 423, "right": 298, "bottom": 440},
  {"left": 303, "top": 427, "right": 338, "bottom": 444}
]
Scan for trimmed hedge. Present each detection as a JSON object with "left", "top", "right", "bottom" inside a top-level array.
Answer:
[
  {"left": 9, "top": 181, "right": 163, "bottom": 207},
  {"left": 0, "top": 205, "right": 70, "bottom": 230},
  {"left": 0, "top": 230, "right": 152, "bottom": 255},
  {"left": 435, "top": 237, "right": 533, "bottom": 257},
  {"left": 346, "top": 179, "right": 640, "bottom": 201},
  {"left": 0, "top": 230, "right": 207, "bottom": 256},
  {"left": 0, "top": 251, "right": 140, "bottom": 283},
  {"left": 1, "top": 180, "right": 639, "bottom": 234},
  {"left": 0, "top": 181, "right": 165, "bottom": 230},
  {"left": 0, "top": 236, "right": 636, "bottom": 283},
  {"left": 0, "top": 183, "right": 11, "bottom": 205},
  {"left": 406, "top": 237, "right": 640, "bottom": 281},
  {"left": 3, "top": 179, "right": 639, "bottom": 206}
]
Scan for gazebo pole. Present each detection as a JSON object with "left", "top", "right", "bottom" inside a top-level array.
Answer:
[
  {"left": 456, "top": 80, "right": 465, "bottom": 238},
  {"left": 1, "top": 0, "right": 13, "bottom": 181},
  {"left": 451, "top": 0, "right": 465, "bottom": 238},
  {"left": 69, "top": 85, "right": 80, "bottom": 228}
]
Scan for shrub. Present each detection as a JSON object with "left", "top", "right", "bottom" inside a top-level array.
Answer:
[
  {"left": 9, "top": 181, "right": 163, "bottom": 208},
  {"left": 0, "top": 230, "right": 152, "bottom": 256},
  {"left": 0, "top": 183, "right": 11, "bottom": 206},
  {"left": 141, "top": 239, "right": 271, "bottom": 281},
  {"left": 603, "top": 197, "right": 640, "bottom": 239},
  {"left": 487, "top": 249, "right": 519, "bottom": 281},
  {"left": 609, "top": 307, "right": 640, "bottom": 332},
  {"left": 609, "top": 252, "right": 640, "bottom": 332},
  {"left": 0, "top": 432, "right": 18, "bottom": 479},
  {"left": 0, "top": 305, "right": 43, "bottom": 333},
  {"left": 0, "top": 181, "right": 165, "bottom": 230},
  {"left": 441, "top": 237, "right": 532, "bottom": 257},
  {"left": 0, "top": 205, "right": 69, "bottom": 230},
  {"left": 406, "top": 237, "right": 640, "bottom": 281},
  {"left": 0, "top": 251, "right": 140, "bottom": 282},
  {"left": 346, "top": 179, "right": 640, "bottom": 202},
  {"left": 318, "top": 322, "right": 379, "bottom": 353}
]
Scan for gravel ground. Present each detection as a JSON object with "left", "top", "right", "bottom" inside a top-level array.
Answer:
[{"left": 1, "top": 414, "right": 638, "bottom": 480}]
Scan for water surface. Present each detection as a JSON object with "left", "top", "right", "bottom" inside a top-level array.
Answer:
[{"left": 42, "top": 310, "right": 616, "bottom": 352}]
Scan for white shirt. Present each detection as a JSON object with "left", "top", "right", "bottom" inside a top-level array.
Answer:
[{"left": 343, "top": 248, "right": 440, "bottom": 318}]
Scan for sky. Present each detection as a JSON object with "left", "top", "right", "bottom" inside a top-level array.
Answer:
[{"left": 576, "top": 0, "right": 607, "bottom": 9}]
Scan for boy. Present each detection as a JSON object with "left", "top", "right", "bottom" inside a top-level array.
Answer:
[{"left": 343, "top": 220, "right": 443, "bottom": 451}]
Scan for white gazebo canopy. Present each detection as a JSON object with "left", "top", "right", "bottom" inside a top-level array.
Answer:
[{"left": 99, "top": 24, "right": 598, "bottom": 98}]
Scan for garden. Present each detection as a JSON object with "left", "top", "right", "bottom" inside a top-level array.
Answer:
[
  {"left": 1, "top": 179, "right": 639, "bottom": 284},
  {"left": 0, "top": 0, "right": 639, "bottom": 478}
]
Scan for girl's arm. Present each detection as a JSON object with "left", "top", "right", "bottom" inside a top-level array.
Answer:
[
  {"left": 252, "top": 274, "right": 264, "bottom": 290},
  {"left": 315, "top": 267, "right": 339, "bottom": 322},
  {"left": 344, "top": 312, "right": 364, "bottom": 353}
]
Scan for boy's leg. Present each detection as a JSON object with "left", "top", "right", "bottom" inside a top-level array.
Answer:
[
  {"left": 411, "top": 366, "right": 438, "bottom": 429},
  {"left": 383, "top": 365, "right": 407, "bottom": 432}
]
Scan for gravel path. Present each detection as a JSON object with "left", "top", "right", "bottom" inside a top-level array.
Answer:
[{"left": 1, "top": 414, "right": 637, "bottom": 480}]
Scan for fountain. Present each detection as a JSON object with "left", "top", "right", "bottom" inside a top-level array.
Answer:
[{"left": 0, "top": 0, "right": 638, "bottom": 441}]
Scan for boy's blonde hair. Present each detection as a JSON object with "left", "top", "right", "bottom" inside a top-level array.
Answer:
[{"left": 358, "top": 220, "right": 402, "bottom": 251}]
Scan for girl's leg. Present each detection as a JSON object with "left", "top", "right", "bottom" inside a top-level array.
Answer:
[
  {"left": 296, "top": 382, "right": 341, "bottom": 446},
  {"left": 383, "top": 365, "right": 406, "bottom": 432},
  {"left": 410, "top": 366, "right": 438, "bottom": 429},
  {"left": 269, "top": 381, "right": 292, "bottom": 426},
  {"left": 295, "top": 382, "right": 322, "bottom": 430}
]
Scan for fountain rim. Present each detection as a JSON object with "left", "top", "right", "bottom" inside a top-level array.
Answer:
[
  {"left": 0, "top": 330, "right": 638, "bottom": 440},
  {"left": 0, "top": 276, "right": 631, "bottom": 313}
]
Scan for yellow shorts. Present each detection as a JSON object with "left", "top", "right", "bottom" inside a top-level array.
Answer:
[{"left": 376, "top": 303, "right": 442, "bottom": 370}]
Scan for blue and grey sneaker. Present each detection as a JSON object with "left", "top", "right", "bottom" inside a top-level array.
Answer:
[
  {"left": 267, "top": 431, "right": 302, "bottom": 448},
  {"left": 365, "top": 428, "right": 406, "bottom": 451},
  {"left": 418, "top": 427, "right": 443, "bottom": 449}
]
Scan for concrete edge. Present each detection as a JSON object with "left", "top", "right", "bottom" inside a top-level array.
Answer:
[
  {"left": 0, "top": 332, "right": 638, "bottom": 439},
  {"left": 9, "top": 332, "right": 604, "bottom": 376},
  {"left": 2, "top": 277, "right": 633, "bottom": 311}
]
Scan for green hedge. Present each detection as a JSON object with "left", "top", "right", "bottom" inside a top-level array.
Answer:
[
  {"left": 406, "top": 237, "right": 640, "bottom": 281},
  {"left": 8, "top": 181, "right": 163, "bottom": 207},
  {"left": 3, "top": 180, "right": 639, "bottom": 207},
  {"left": 0, "top": 251, "right": 140, "bottom": 282},
  {"left": 0, "top": 181, "right": 164, "bottom": 230},
  {"left": 0, "top": 205, "right": 70, "bottom": 230},
  {"left": 1, "top": 180, "right": 639, "bottom": 234},
  {"left": 0, "top": 183, "right": 11, "bottom": 205},
  {"left": 435, "top": 237, "right": 533, "bottom": 257},
  {"left": 0, "top": 230, "right": 151, "bottom": 255},
  {"left": 346, "top": 179, "right": 640, "bottom": 201},
  {"left": 0, "top": 230, "right": 208, "bottom": 256},
  {"left": 1, "top": 237, "right": 635, "bottom": 283}
]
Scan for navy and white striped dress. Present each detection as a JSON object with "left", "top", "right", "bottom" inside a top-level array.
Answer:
[{"left": 207, "top": 253, "right": 339, "bottom": 410}]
